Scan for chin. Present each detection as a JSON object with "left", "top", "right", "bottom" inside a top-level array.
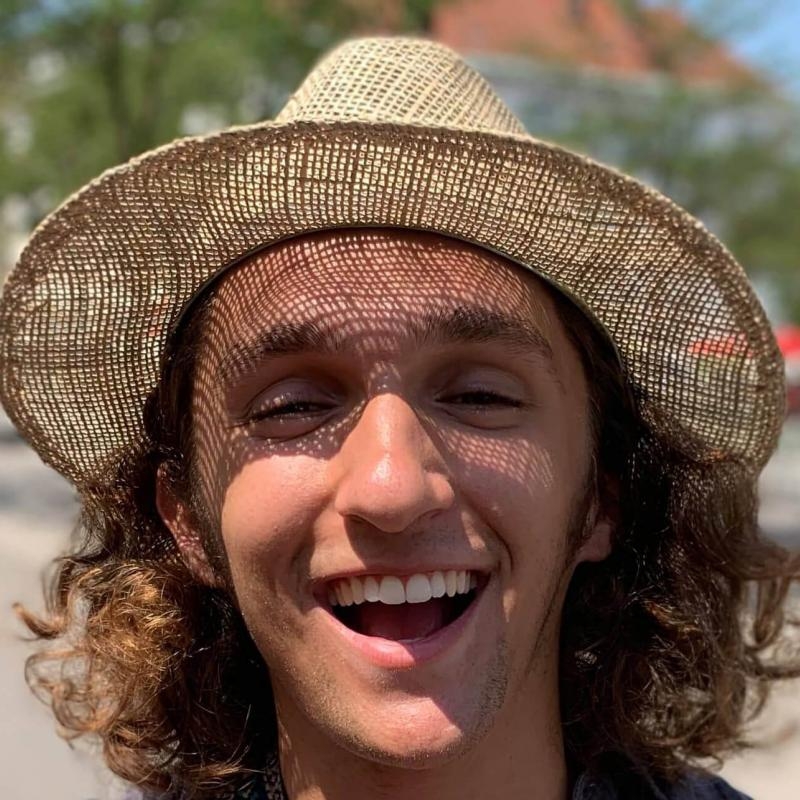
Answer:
[
  {"left": 344, "top": 723, "right": 473, "bottom": 770},
  {"left": 332, "top": 692, "right": 501, "bottom": 770}
]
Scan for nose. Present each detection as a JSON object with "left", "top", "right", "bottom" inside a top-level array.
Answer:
[{"left": 332, "top": 393, "right": 455, "bottom": 533}]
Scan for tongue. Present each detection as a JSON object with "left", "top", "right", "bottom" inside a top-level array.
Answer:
[{"left": 355, "top": 598, "right": 450, "bottom": 641}]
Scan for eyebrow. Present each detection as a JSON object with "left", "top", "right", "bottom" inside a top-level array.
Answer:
[{"left": 218, "top": 304, "right": 557, "bottom": 384}]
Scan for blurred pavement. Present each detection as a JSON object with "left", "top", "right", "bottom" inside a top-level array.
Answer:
[{"left": 1, "top": 411, "right": 798, "bottom": 799}]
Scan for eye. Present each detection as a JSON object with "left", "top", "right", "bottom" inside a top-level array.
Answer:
[
  {"left": 248, "top": 398, "right": 333, "bottom": 423},
  {"left": 444, "top": 390, "right": 523, "bottom": 408},
  {"left": 237, "top": 383, "right": 343, "bottom": 440}
]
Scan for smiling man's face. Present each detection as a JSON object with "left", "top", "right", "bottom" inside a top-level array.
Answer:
[{"left": 162, "top": 229, "right": 612, "bottom": 771}]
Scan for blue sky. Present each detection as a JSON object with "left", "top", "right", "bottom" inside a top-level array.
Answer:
[{"left": 669, "top": 0, "right": 800, "bottom": 96}]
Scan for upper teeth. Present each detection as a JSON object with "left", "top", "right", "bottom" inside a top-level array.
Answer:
[{"left": 328, "top": 570, "right": 478, "bottom": 607}]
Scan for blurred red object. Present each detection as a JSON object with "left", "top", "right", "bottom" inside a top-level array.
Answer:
[
  {"left": 687, "top": 332, "right": 751, "bottom": 357},
  {"left": 776, "top": 325, "right": 800, "bottom": 357},
  {"left": 776, "top": 324, "right": 800, "bottom": 415}
]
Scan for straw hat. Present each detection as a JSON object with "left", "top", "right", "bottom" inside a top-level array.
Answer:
[{"left": 0, "top": 36, "right": 785, "bottom": 489}]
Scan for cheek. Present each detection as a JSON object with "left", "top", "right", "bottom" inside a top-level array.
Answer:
[
  {"left": 446, "top": 421, "right": 583, "bottom": 538},
  {"left": 445, "top": 419, "right": 587, "bottom": 617},
  {"left": 218, "top": 455, "right": 327, "bottom": 585}
]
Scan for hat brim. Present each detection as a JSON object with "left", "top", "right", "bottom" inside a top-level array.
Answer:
[{"left": 0, "top": 120, "right": 784, "bottom": 486}]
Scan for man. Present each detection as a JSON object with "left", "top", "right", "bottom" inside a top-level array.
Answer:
[{"left": 1, "top": 37, "right": 797, "bottom": 800}]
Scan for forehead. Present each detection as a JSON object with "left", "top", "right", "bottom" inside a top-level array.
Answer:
[{"left": 202, "top": 229, "right": 558, "bottom": 354}]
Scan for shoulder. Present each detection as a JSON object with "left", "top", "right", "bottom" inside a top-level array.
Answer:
[
  {"left": 119, "top": 770, "right": 275, "bottom": 800},
  {"left": 660, "top": 772, "right": 753, "bottom": 800},
  {"left": 574, "top": 757, "right": 753, "bottom": 800}
]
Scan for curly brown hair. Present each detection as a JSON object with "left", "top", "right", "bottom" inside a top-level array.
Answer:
[{"left": 17, "top": 275, "right": 800, "bottom": 799}]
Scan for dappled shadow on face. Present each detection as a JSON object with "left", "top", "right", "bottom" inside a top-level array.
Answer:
[
  {"left": 192, "top": 229, "right": 590, "bottom": 520},
  {"left": 185, "top": 228, "right": 595, "bottom": 776}
]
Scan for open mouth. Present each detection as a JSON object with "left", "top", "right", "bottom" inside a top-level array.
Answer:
[{"left": 324, "top": 570, "right": 485, "bottom": 642}]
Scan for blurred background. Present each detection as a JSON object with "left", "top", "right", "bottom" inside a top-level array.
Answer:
[{"left": 0, "top": 1, "right": 798, "bottom": 798}]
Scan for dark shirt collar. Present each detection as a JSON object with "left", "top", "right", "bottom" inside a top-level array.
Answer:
[{"left": 147, "top": 749, "right": 750, "bottom": 800}]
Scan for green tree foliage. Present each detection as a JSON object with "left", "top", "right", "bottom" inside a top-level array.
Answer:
[{"left": 0, "top": 0, "right": 440, "bottom": 209}]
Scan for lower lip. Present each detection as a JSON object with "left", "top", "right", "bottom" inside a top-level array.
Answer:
[{"left": 318, "top": 586, "right": 485, "bottom": 670}]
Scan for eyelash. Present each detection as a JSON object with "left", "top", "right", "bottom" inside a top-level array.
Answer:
[
  {"left": 248, "top": 391, "right": 522, "bottom": 422},
  {"left": 249, "top": 400, "right": 331, "bottom": 422},
  {"left": 443, "top": 390, "right": 523, "bottom": 408}
]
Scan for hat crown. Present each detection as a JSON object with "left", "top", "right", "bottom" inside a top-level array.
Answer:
[{"left": 275, "top": 36, "right": 526, "bottom": 134}]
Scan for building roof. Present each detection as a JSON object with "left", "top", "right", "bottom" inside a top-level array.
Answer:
[{"left": 431, "top": 0, "right": 759, "bottom": 86}]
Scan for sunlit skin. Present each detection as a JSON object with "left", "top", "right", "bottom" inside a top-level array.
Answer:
[{"left": 158, "top": 229, "right": 613, "bottom": 800}]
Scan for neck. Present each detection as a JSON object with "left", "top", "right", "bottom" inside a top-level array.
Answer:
[{"left": 276, "top": 669, "right": 569, "bottom": 800}]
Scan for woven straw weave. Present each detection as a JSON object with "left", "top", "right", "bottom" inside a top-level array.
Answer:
[{"left": 0, "top": 37, "right": 786, "bottom": 488}]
